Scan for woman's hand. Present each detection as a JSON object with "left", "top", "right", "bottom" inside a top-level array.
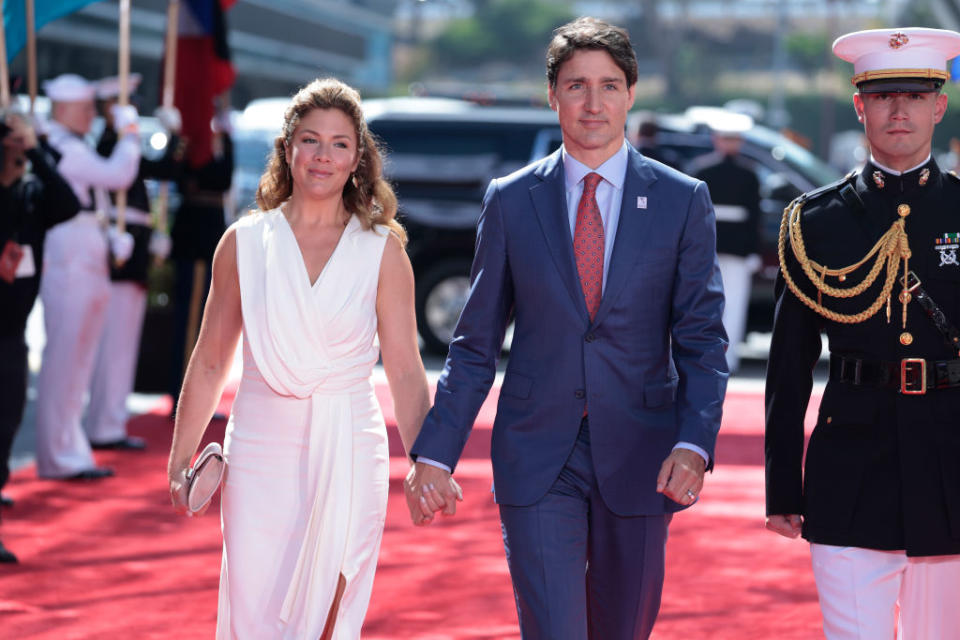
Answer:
[{"left": 169, "top": 468, "right": 194, "bottom": 517}]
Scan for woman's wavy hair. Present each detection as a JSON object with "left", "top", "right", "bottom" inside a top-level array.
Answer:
[{"left": 255, "top": 77, "right": 404, "bottom": 244}]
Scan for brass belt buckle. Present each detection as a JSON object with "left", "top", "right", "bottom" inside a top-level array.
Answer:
[{"left": 900, "top": 358, "right": 927, "bottom": 395}]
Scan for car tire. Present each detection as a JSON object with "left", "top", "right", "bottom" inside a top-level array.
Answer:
[{"left": 415, "top": 259, "right": 473, "bottom": 355}]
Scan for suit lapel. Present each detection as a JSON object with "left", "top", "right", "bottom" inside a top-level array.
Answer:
[
  {"left": 530, "top": 150, "right": 590, "bottom": 322},
  {"left": 593, "top": 148, "right": 659, "bottom": 326}
]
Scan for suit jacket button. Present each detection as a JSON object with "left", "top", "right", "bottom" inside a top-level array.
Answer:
[
  {"left": 574, "top": 389, "right": 585, "bottom": 399},
  {"left": 585, "top": 333, "right": 596, "bottom": 342}
]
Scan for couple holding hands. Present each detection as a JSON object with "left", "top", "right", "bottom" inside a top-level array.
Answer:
[{"left": 167, "top": 16, "right": 727, "bottom": 640}]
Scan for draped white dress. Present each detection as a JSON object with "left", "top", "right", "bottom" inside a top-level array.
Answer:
[{"left": 218, "top": 210, "right": 390, "bottom": 639}]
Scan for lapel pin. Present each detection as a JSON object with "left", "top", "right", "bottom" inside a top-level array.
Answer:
[{"left": 637, "top": 196, "right": 647, "bottom": 209}]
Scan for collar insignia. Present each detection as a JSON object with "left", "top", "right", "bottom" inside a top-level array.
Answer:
[
  {"left": 873, "top": 170, "right": 885, "bottom": 189},
  {"left": 919, "top": 168, "right": 930, "bottom": 186}
]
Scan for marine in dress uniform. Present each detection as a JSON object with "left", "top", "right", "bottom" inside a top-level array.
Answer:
[
  {"left": 0, "top": 114, "right": 81, "bottom": 563},
  {"left": 34, "top": 74, "right": 140, "bottom": 479},
  {"left": 167, "top": 120, "right": 233, "bottom": 405},
  {"left": 83, "top": 75, "right": 184, "bottom": 450},
  {"left": 765, "top": 28, "right": 960, "bottom": 639},
  {"left": 690, "top": 114, "right": 762, "bottom": 373}
]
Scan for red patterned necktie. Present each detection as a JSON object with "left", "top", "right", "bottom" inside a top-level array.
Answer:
[{"left": 573, "top": 172, "right": 604, "bottom": 320}]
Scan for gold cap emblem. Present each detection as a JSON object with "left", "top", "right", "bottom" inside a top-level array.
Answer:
[{"left": 890, "top": 32, "right": 910, "bottom": 49}]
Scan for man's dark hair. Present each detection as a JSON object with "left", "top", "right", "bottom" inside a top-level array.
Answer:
[{"left": 546, "top": 17, "right": 638, "bottom": 89}]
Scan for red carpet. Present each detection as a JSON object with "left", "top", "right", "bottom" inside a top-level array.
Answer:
[{"left": 0, "top": 385, "right": 824, "bottom": 639}]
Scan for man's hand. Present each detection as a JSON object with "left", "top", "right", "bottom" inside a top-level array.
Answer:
[
  {"left": 108, "top": 227, "right": 135, "bottom": 264},
  {"left": 766, "top": 514, "right": 803, "bottom": 538},
  {"left": 154, "top": 106, "right": 182, "bottom": 134},
  {"left": 109, "top": 104, "right": 140, "bottom": 136},
  {"left": 403, "top": 462, "right": 463, "bottom": 526},
  {"left": 4, "top": 113, "right": 37, "bottom": 151},
  {"left": 656, "top": 448, "right": 706, "bottom": 505}
]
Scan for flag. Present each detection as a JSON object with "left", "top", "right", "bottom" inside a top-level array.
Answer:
[
  {"left": 174, "top": 0, "right": 235, "bottom": 167},
  {"left": 4, "top": 0, "right": 100, "bottom": 63}
]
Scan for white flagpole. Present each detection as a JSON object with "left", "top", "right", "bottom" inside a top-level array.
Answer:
[
  {"left": 114, "top": 0, "right": 131, "bottom": 237},
  {"left": 156, "top": 0, "right": 179, "bottom": 234}
]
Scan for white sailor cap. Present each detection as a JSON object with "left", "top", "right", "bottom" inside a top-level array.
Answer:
[
  {"left": 685, "top": 106, "right": 753, "bottom": 136},
  {"left": 42, "top": 73, "right": 96, "bottom": 102},
  {"left": 95, "top": 73, "right": 142, "bottom": 100},
  {"left": 833, "top": 27, "right": 960, "bottom": 93}
]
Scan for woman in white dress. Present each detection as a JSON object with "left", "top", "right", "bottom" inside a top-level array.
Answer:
[{"left": 167, "top": 78, "right": 458, "bottom": 639}]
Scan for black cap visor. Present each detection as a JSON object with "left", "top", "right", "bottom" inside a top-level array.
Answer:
[{"left": 857, "top": 77, "right": 944, "bottom": 94}]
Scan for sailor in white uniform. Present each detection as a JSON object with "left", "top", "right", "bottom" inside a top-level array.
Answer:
[
  {"left": 83, "top": 74, "right": 180, "bottom": 451},
  {"left": 34, "top": 74, "right": 139, "bottom": 479}
]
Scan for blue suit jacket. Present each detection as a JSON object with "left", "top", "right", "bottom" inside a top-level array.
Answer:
[{"left": 411, "top": 145, "right": 729, "bottom": 516}]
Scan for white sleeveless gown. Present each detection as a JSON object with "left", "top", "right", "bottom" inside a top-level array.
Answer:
[{"left": 218, "top": 210, "right": 390, "bottom": 639}]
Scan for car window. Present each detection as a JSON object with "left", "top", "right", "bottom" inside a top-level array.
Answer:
[
  {"left": 234, "top": 131, "right": 274, "bottom": 174},
  {"left": 745, "top": 125, "right": 839, "bottom": 188},
  {"left": 371, "top": 122, "right": 541, "bottom": 204}
]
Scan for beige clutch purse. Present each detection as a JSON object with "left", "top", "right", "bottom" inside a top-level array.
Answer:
[{"left": 186, "top": 442, "right": 226, "bottom": 514}]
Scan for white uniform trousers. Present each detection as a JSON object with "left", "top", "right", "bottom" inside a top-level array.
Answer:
[
  {"left": 811, "top": 543, "right": 960, "bottom": 639},
  {"left": 84, "top": 281, "right": 147, "bottom": 444},
  {"left": 34, "top": 215, "right": 111, "bottom": 477},
  {"left": 717, "top": 253, "right": 752, "bottom": 373}
]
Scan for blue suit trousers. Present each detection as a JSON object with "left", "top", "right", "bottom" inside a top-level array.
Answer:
[{"left": 499, "top": 418, "right": 671, "bottom": 640}]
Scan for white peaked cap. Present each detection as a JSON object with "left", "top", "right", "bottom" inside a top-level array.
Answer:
[
  {"left": 42, "top": 74, "right": 96, "bottom": 102},
  {"left": 96, "top": 73, "right": 142, "bottom": 100},
  {"left": 685, "top": 106, "right": 753, "bottom": 135},
  {"left": 833, "top": 27, "right": 960, "bottom": 86}
]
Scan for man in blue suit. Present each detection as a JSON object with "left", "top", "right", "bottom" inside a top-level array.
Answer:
[{"left": 407, "top": 16, "right": 728, "bottom": 639}]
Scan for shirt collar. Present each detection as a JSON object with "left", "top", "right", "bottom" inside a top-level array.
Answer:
[
  {"left": 562, "top": 140, "right": 629, "bottom": 192},
  {"left": 869, "top": 154, "right": 931, "bottom": 176}
]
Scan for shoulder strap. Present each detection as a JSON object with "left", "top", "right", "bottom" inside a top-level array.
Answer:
[
  {"left": 837, "top": 181, "right": 866, "bottom": 217},
  {"left": 797, "top": 169, "right": 858, "bottom": 205},
  {"left": 907, "top": 271, "right": 960, "bottom": 356}
]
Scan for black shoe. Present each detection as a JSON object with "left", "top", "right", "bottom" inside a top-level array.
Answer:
[
  {"left": 91, "top": 436, "right": 147, "bottom": 451},
  {"left": 0, "top": 541, "right": 18, "bottom": 563},
  {"left": 65, "top": 467, "right": 115, "bottom": 481},
  {"left": 0, "top": 494, "right": 12, "bottom": 508}
]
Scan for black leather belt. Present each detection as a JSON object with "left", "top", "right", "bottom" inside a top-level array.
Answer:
[
  {"left": 830, "top": 354, "right": 960, "bottom": 395},
  {"left": 183, "top": 191, "right": 224, "bottom": 208}
]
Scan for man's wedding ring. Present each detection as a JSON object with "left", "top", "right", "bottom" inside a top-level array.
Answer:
[{"left": 685, "top": 489, "right": 696, "bottom": 500}]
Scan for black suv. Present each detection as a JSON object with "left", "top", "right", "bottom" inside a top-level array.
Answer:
[{"left": 364, "top": 98, "right": 563, "bottom": 353}]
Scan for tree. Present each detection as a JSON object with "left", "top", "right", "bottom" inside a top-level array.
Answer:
[{"left": 430, "top": 0, "right": 574, "bottom": 71}]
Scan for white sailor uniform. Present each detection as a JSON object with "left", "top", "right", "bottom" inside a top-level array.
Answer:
[{"left": 34, "top": 119, "right": 140, "bottom": 477}]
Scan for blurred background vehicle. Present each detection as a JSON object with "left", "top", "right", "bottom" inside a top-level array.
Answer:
[{"left": 364, "top": 98, "right": 563, "bottom": 354}]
